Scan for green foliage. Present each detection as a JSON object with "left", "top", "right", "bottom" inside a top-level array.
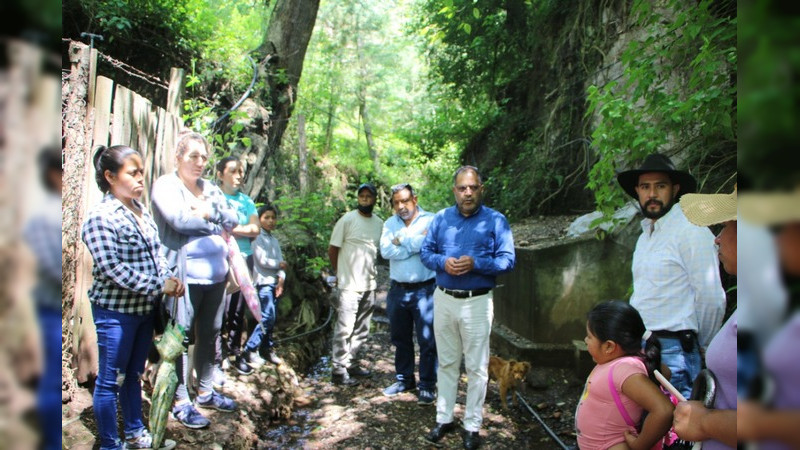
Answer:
[
  {"left": 295, "top": 0, "right": 463, "bottom": 210},
  {"left": 586, "top": 0, "right": 736, "bottom": 226},
  {"left": 273, "top": 191, "right": 347, "bottom": 278},
  {"left": 181, "top": 62, "right": 252, "bottom": 173}
]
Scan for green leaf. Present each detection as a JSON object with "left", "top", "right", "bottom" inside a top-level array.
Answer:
[{"left": 473, "top": 8, "right": 480, "bottom": 19}]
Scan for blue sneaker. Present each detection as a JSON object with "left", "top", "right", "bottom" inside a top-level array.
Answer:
[
  {"left": 172, "top": 403, "right": 210, "bottom": 429},
  {"left": 382, "top": 381, "right": 416, "bottom": 397},
  {"left": 417, "top": 389, "right": 436, "bottom": 406},
  {"left": 196, "top": 391, "right": 236, "bottom": 412}
]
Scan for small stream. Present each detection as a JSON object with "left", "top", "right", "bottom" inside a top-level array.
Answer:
[{"left": 260, "top": 356, "right": 333, "bottom": 447}]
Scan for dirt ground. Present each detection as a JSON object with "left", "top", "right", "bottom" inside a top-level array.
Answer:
[{"left": 62, "top": 215, "right": 585, "bottom": 449}]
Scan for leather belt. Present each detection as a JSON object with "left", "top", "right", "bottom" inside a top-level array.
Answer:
[
  {"left": 652, "top": 329, "right": 696, "bottom": 339},
  {"left": 391, "top": 278, "right": 436, "bottom": 289},
  {"left": 438, "top": 286, "right": 491, "bottom": 299}
]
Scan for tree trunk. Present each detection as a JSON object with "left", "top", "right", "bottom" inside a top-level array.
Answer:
[
  {"left": 244, "top": 0, "right": 321, "bottom": 198},
  {"left": 358, "top": 94, "right": 379, "bottom": 176},
  {"left": 354, "top": 21, "right": 379, "bottom": 176},
  {"left": 62, "top": 41, "right": 94, "bottom": 394},
  {"left": 297, "top": 114, "right": 309, "bottom": 194}
]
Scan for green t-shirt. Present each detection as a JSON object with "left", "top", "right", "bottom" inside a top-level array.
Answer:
[{"left": 224, "top": 190, "right": 257, "bottom": 256}]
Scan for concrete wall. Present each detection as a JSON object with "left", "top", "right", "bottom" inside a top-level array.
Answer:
[{"left": 493, "top": 227, "right": 638, "bottom": 360}]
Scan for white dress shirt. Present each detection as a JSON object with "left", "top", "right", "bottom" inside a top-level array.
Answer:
[{"left": 629, "top": 203, "right": 726, "bottom": 349}]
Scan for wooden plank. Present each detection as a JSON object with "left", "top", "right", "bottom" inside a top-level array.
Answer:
[
  {"left": 91, "top": 76, "right": 114, "bottom": 148},
  {"left": 88, "top": 48, "right": 98, "bottom": 106},
  {"left": 111, "top": 85, "right": 134, "bottom": 146},
  {"left": 166, "top": 68, "right": 185, "bottom": 116}
]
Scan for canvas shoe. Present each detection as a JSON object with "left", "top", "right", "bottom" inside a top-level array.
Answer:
[
  {"left": 382, "top": 381, "right": 416, "bottom": 397},
  {"left": 172, "top": 403, "right": 210, "bottom": 429},
  {"left": 124, "top": 429, "right": 176, "bottom": 449},
  {"left": 196, "top": 391, "right": 236, "bottom": 412}
]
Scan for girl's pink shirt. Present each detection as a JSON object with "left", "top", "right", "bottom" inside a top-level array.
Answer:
[{"left": 576, "top": 356, "right": 647, "bottom": 450}]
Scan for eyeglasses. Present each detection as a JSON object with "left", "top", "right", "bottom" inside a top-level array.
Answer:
[{"left": 455, "top": 184, "right": 481, "bottom": 193}]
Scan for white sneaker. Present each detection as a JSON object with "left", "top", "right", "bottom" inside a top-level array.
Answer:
[
  {"left": 212, "top": 365, "right": 227, "bottom": 389},
  {"left": 247, "top": 351, "right": 266, "bottom": 367}
]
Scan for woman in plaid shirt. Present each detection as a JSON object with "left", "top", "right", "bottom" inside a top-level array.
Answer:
[
  {"left": 82, "top": 145, "right": 184, "bottom": 450},
  {"left": 151, "top": 132, "right": 238, "bottom": 429}
]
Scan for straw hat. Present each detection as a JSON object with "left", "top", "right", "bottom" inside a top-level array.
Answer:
[
  {"left": 739, "top": 185, "right": 800, "bottom": 226},
  {"left": 681, "top": 186, "right": 737, "bottom": 227}
]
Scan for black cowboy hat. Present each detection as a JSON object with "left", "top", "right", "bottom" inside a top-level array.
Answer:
[{"left": 616, "top": 153, "right": 697, "bottom": 200}]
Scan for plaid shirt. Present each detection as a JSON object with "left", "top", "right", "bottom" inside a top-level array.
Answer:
[{"left": 81, "top": 193, "right": 172, "bottom": 315}]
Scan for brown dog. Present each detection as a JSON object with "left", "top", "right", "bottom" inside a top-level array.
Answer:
[{"left": 488, "top": 356, "right": 532, "bottom": 409}]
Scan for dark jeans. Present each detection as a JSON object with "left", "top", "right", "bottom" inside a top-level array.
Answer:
[
  {"left": 38, "top": 306, "right": 63, "bottom": 450},
  {"left": 92, "top": 304, "right": 155, "bottom": 450},
  {"left": 243, "top": 284, "right": 277, "bottom": 354},
  {"left": 218, "top": 254, "right": 253, "bottom": 360},
  {"left": 386, "top": 281, "right": 437, "bottom": 390}
]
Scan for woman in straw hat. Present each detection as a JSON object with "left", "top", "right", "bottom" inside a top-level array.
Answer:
[
  {"left": 670, "top": 187, "right": 738, "bottom": 449},
  {"left": 736, "top": 187, "right": 800, "bottom": 449}
]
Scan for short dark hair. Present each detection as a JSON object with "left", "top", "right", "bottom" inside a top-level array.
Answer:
[
  {"left": 587, "top": 300, "right": 662, "bottom": 382},
  {"left": 38, "top": 146, "right": 62, "bottom": 192},
  {"left": 216, "top": 156, "right": 240, "bottom": 176},
  {"left": 92, "top": 145, "right": 139, "bottom": 193},
  {"left": 258, "top": 203, "right": 278, "bottom": 217},
  {"left": 390, "top": 183, "right": 415, "bottom": 197},
  {"left": 452, "top": 165, "right": 482, "bottom": 185}
]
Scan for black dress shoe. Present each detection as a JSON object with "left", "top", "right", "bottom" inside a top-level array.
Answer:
[
  {"left": 347, "top": 366, "right": 372, "bottom": 377},
  {"left": 462, "top": 430, "right": 481, "bottom": 450},
  {"left": 332, "top": 372, "right": 360, "bottom": 386},
  {"left": 424, "top": 422, "right": 455, "bottom": 445}
]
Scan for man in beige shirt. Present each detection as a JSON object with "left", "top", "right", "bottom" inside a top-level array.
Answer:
[{"left": 328, "top": 183, "right": 384, "bottom": 386}]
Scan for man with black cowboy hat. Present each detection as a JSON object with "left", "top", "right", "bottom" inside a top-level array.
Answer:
[
  {"left": 617, "top": 153, "right": 725, "bottom": 399},
  {"left": 328, "top": 183, "right": 384, "bottom": 386}
]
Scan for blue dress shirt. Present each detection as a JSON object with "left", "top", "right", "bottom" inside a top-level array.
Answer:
[{"left": 420, "top": 204, "right": 515, "bottom": 290}]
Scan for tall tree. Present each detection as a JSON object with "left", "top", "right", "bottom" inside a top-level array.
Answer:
[{"left": 244, "top": 0, "right": 321, "bottom": 198}]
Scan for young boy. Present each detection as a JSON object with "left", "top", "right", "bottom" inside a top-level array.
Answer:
[{"left": 235, "top": 204, "right": 288, "bottom": 374}]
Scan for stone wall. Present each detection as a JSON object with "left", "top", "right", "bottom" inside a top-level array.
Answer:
[{"left": 492, "top": 219, "right": 640, "bottom": 369}]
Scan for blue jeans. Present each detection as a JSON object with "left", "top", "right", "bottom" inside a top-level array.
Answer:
[
  {"left": 38, "top": 306, "right": 62, "bottom": 450},
  {"left": 659, "top": 336, "right": 701, "bottom": 399},
  {"left": 244, "top": 284, "right": 277, "bottom": 353},
  {"left": 387, "top": 281, "right": 437, "bottom": 390},
  {"left": 92, "top": 304, "right": 155, "bottom": 450}
]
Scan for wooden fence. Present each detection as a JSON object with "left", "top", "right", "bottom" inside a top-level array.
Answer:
[{"left": 63, "top": 41, "right": 185, "bottom": 382}]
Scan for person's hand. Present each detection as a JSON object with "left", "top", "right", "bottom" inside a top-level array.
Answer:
[
  {"left": 325, "top": 275, "right": 337, "bottom": 288},
  {"left": 279, "top": 261, "right": 289, "bottom": 270},
  {"left": 163, "top": 277, "right": 185, "bottom": 297},
  {"left": 190, "top": 197, "right": 212, "bottom": 219},
  {"left": 673, "top": 400, "right": 707, "bottom": 442},
  {"left": 623, "top": 430, "right": 639, "bottom": 449},
  {"left": 445, "top": 255, "right": 473, "bottom": 275},
  {"left": 276, "top": 280, "right": 285, "bottom": 298},
  {"left": 392, "top": 236, "right": 401, "bottom": 246}
]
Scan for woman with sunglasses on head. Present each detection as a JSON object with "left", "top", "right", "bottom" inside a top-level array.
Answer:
[{"left": 151, "top": 132, "right": 238, "bottom": 429}]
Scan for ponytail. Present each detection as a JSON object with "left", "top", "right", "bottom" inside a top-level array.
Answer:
[
  {"left": 587, "top": 300, "right": 661, "bottom": 383},
  {"left": 92, "top": 145, "right": 139, "bottom": 193}
]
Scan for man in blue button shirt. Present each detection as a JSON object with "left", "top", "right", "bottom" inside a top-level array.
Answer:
[
  {"left": 380, "top": 183, "right": 438, "bottom": 405},
  {"left": 420, "top": 166, "right": 516, "bottom": 450}
]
